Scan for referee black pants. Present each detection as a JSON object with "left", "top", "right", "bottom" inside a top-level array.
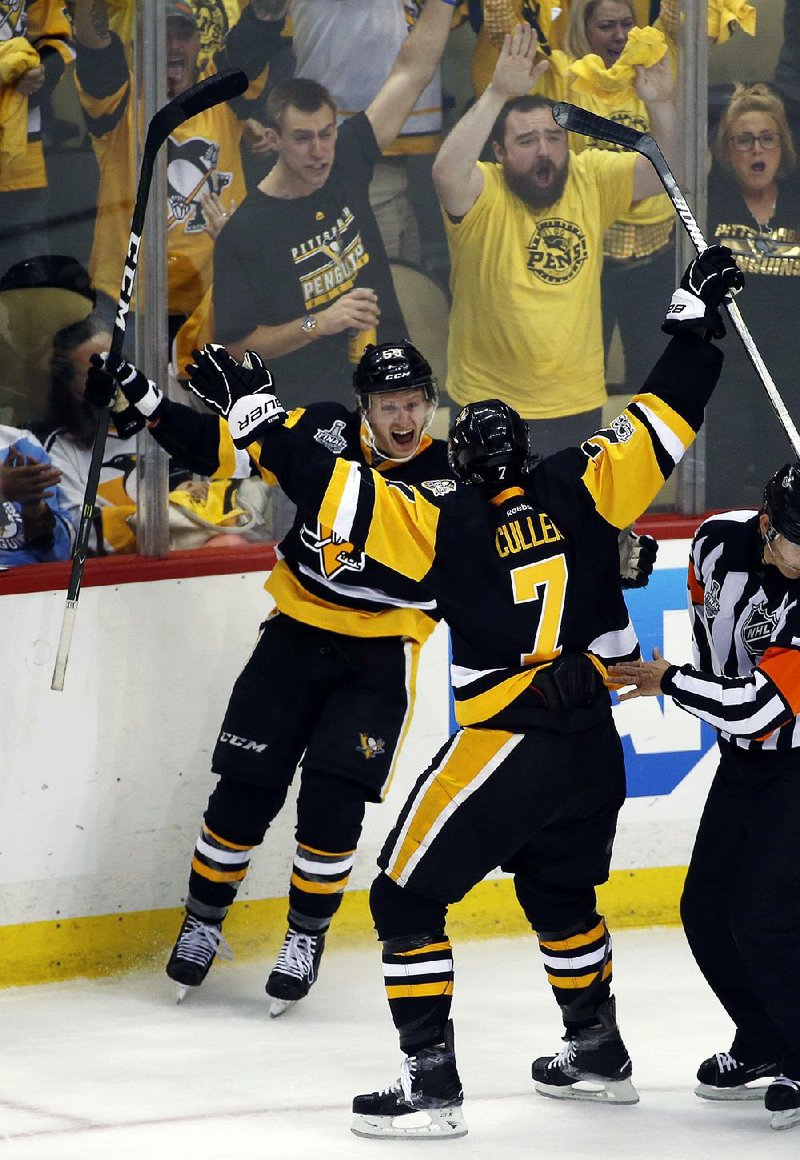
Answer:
[{"left": 681, "top": 741, "right": 800, "bottom": 1076}]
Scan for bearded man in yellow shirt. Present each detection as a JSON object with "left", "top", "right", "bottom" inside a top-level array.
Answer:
[{"left": 433, "top": 21, "right": 677, "bottom": 455}]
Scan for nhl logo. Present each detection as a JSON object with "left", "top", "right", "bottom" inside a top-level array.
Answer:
[{"left": 741, "top": 600, "right": 777, "bottom": 658}]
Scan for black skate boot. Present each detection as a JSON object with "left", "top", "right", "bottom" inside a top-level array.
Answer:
[
  {"left": 532, "top": 997, "right": 639, "bottom": 1104},
  {"left": 351, "top": 1021, "right": 467, "bottom": 1139},
  {"left": 765, "top": 1076, "right": 800, "bottom": 1131},
  {"left": 695, "top": 1051, "right": 779, "bottom": 1101},
  {"left": 265, "top": 928, "right": 326, "bottom": 1017},
  {"left": 165, "top": 911, "right": 232, "bottom": 1003}
]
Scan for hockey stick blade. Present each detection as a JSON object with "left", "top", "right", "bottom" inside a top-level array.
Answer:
[
  {"left": 552, "top": 102, "right": 800, "bottom": 458},
  {"left": 553, "top": 101, "right": 648, "bottom": 151},
  {"left": 151, "top": 68, "right": 248, "bottom": 138}
]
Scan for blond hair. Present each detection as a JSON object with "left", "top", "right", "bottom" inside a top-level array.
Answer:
[
  {"left": 563, "top": 0, "right": 636, "bottom": 61},
  {"left": 715, "top": 83, "right": 796, "bottom": 179}
]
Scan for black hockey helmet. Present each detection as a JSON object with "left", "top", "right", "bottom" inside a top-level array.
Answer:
[
  {"left": 448, "top": 399, "right": 534, "bottom": 487},
  {"left": 353, "top": 340, "right": 438, "bottom": 410},
  {"left": 763, "top": 462, "right": 800, "bottom": 545}
]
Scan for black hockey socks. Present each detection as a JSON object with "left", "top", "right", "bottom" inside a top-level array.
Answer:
[
  {"left": 537, "top": 913, "right": 612, "bottom": 1027},
  {"left": 287, "top": 842, "right": 356, "bottom": 932},
  {"left": 186, "top": 823, "right": 255, "bottom": 920},
  {"left": 381, "top": 933, "right": 454, "bottom": 1054}
]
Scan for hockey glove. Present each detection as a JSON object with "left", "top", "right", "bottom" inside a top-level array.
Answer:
[
  {"left": 86, "top": 351, "right": 163, "bottom": 433},
  {"left": 618, "top": 529, "right": 658, "bottom": 589},
  {"left": 662, "top": 244, "right": 744, "bottom": 339},
  {"left": 186, "top": 344, "right": 286, "bottom": 449}
]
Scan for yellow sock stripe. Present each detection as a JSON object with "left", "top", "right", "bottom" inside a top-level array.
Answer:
[
  {"left": 545, "top": 960, "right": 613, "bottom": 989},
  {"left": 386, "top": 981, "right": 455, "bottom": 1000},
  {"left": 191, "top": 859, "right": 249, "bottom": 884},
  {"left": 297, "top": 842, "right": 357, "bottom": 857},
  {"left": 289, "top": 873, "right": 350, "bottom": 895},
  {"left": 202, "top": 826, "right": 254, "bottom": 853},
  {"left": 394, "top": 941, "right": 452, "bottom": 958},
  {"left": 539, "top": 921, "right": 607, "bottom": 952}
]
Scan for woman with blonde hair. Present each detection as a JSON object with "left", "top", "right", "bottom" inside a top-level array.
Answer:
[{"left": 703, "top": 82, "right": 800, "bottom": 508}]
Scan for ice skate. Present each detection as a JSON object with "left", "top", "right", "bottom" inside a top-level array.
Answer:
[
  {"left": 766, "top": 1076, "right": 800, "bottom": 1130},
  {"left": 532, "top": 997, "right": 639, "bottom": 1104},
  {"left": 265, "top": 928, "right": 325, "bottom": 1017},
  {"left": 351, "top": 1022, "right": 467, "bottom": 1139},
  {"left": 695, "top": 1051, "right": 779, "bottom": 1101},
  {"left": 165, "top": 912, "right": 232, "bottom": 1002}
]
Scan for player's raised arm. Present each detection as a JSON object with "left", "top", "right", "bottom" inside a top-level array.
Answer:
[{"left": 576, "top": 247, "right": 742, "bottom": 531}]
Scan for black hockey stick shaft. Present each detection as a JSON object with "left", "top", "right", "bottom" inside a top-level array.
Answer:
[
  {"left": 51, "top": 69, "right": 248, "bottom": 692},
  {"left": 552, "top": 101, "right": 800, "bottom": 460}
]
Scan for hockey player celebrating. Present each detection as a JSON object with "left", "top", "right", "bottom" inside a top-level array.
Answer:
[
  {"left": 89, "top": 339, "right": 655, "bottom": 1014},
  {"left": 182, "top": 244, "right": 742, "bottom": 1138},
  {"left": 87, "top": 340, "right": 446, "bottom": 1012},
  {"left": 609, "top": 464, "right": 800, "bottom": 1133}
]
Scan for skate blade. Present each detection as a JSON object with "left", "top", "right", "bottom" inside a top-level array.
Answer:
[
  {"left": 770, "top": 1109, "right": 800, "bottom": 1131},
  {"left": 695, "top": 1081, "right": 771, "bottom": 1101},
  {"left": 351, "top": 1107, "right": 468, "bottom": 1139},
  {"left": 269, "top": 996, "right": 298, "bottom": 1018},
  {"left": 535, "top": 1077, "right": 639, "bottom": 1105}
]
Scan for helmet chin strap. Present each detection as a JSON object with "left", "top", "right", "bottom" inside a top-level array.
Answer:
[{"left": 359, "top": 404, "right": 436, "bottom": 465}]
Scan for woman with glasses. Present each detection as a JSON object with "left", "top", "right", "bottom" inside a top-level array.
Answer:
[{"left": 705, "top": 82, "right": 800, "bottom": 508}]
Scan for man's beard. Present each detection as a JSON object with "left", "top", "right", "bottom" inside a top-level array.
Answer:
[{"left": 503, "top": 157, "right": 569, "bottom": 210}]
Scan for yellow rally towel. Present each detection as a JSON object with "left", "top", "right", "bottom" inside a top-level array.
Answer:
[
  {"left": 707, "top": 0, "right": 756, "bottom": 43},
  {"left": 569, "top": 26, "right": 667, "bottom": 102},
  {"left": 0, "top": 38, "right": 40, "bottom": 165}
]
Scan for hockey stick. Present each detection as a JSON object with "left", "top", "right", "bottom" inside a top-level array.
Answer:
[
  {"left": 50, "top": 68, "right": 248, "bottom": 692},
  {"left": 552, "top": 101, "right": 800, "bottom": 460}
]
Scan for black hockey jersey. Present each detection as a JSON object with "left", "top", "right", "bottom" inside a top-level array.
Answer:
[
  {"left": 261, "top": 334, "right": 723, "bottom": 728},
  {"left": 663, "top": 509, "right": 800, "bottom": 751},
  {"left": 149, "top": 397, "right": 452, "bottom": 644}
]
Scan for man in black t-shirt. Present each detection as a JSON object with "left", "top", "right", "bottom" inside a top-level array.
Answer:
[{"left": 212, "top": 0, "right": 459, "bottom": 407}]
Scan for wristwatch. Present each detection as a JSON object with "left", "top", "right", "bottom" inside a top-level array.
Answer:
[{"left": 300, "top": 314, "right": 317, "bottom": 336}]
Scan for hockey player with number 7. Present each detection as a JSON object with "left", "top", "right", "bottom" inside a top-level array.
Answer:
[{"left": 183, "top": 245, "right": 742, "bottom": 1139}]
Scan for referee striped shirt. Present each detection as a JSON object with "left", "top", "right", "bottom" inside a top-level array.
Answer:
[{"left": 663, "top": 510, "right": 800, "bottom": 751}]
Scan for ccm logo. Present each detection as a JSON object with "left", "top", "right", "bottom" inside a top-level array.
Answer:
[{"left": 220, "top": 731, "right": 267, "bottom": 753}]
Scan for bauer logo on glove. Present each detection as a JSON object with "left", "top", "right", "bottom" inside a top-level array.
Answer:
[
  {"left": 662, "top": 244, "right": 744, "bottom": 340},
  {"left": 186, "top": 344, "right": 287, "bottom": 448}
]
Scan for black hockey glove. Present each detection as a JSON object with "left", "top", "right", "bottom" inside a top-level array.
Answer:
[
  {"left": 86, "top": 352, "right": 161, "bottom": 435},
  {"left": 662, "top": 244, "right": 744, "bottom": 340},
  {"left": 530, "top": 653, "right": 605, "bottom": 710},
  {"left": 618, "top": 529, "right": 658, "bottom": 589},
  {"left": 186, "top": 344, "right": 286, "bottom": 449}
]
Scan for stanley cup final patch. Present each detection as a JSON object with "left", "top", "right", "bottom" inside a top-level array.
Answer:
[{"left": 314, "top": 420, "right": 348, "bottom": 454}]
